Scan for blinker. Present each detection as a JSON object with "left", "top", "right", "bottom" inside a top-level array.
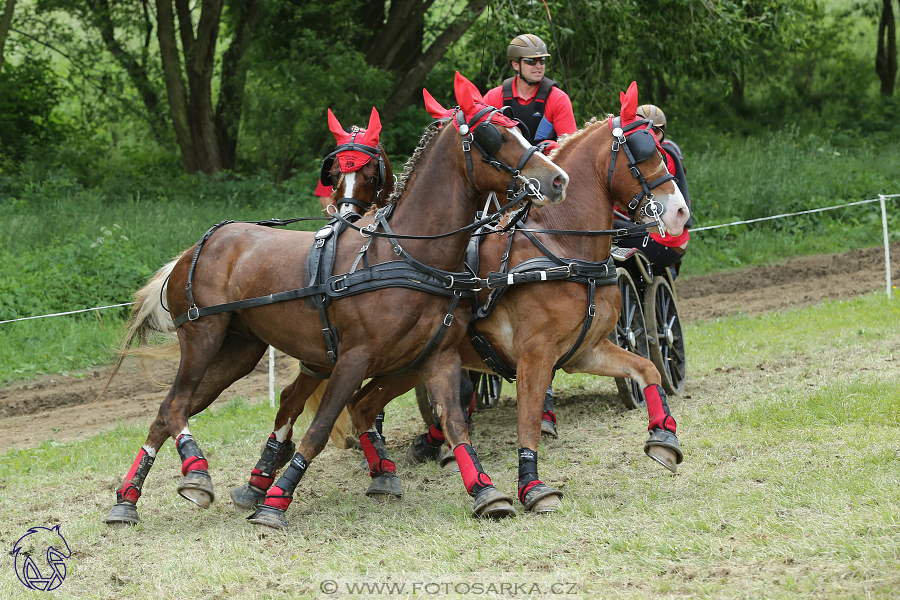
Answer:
[
  {"left": 319, "top": 156, "right": 336, "bottom": 186},
  {"left": 625, "top": 129, "right": 657, "bottom": 163},
  {"left": 472, "top": 122, "right": 503, "bottom": 156}
]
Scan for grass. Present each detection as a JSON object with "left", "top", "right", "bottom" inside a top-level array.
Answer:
[{"left": 0, "top": 291, "right": 898, "bottom": 599}]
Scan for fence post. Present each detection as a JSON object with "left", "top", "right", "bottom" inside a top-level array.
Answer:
[
  {"left": 880, "top": 194, "right": 892, "bottom": 299},
  {"left": 269, "top": 346, "right": 276, "bottom": 408}
]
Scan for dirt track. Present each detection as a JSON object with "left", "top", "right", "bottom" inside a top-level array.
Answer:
[{"left": 1, "top": 242, "right": 897, "bottom": 452}]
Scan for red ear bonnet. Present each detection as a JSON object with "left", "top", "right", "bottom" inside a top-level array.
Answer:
[
  {"left": 426, "top": 71, "right": 517, "bottom": 132},
  {"left": 619, "top": 81, "right": 639, "bottom": 127},
  {"left": 423, "top": 88, "right": 451, "bottom": 119},
  {"left": 326, "top": 107, "right": 381, "bottom": 173}
]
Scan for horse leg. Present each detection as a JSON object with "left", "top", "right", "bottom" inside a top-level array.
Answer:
[
  {"left": 408, "top": 370, "right": 475, "bottom": 467},
  {"left": 513, "top": 349, "right": 565, "bottom": 514},
  {"left": 230, "top": 372, "right": 324, "bottom": 513},
  {"left": 421, "top": 351, "right": 516, "bottom": 520},
  {"left": 248, "top": 352, "right": 369, "bottom": 530},
  {"left": 343, "top": 375, "right": 418, "bottom": 500},
  {"left": 576, "top": 338, "right": 683, "bottom": 472},
  {"left": 105, "top": 332, "right": 267, "bottom": 525}
]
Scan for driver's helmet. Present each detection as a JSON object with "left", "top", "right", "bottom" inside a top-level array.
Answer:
[
  {"left": 636, "top": 104, "right": 666, "bottom": 140},
  {"left": 507, "top": 34, "right": 551, "bottom": 64}
]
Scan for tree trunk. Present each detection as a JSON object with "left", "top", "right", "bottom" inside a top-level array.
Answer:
[
  {"left": 215, "top": 0, "right": 263, "bottom": 171},
  {"left": 185, "top": 0, "right": 224, "bottom": 174},
  {"left": 89, "top": 0, "right": 168, "bottom": 143},
  {"left": 0, "top": 0, "right": 16, "bottom": 75},
  {"left": 156, "top": 0, "right": 198, "bottom": 173},
  {"left": 876, "top": 0, "right": 897, "bottom": 96},
  {"left": 380, "top": 0, "right": 488, "bottom": 124}
]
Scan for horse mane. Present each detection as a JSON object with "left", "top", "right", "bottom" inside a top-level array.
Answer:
[
  {"left": 387, "top": 120, "right": 446, "bottom": 204},
  {"left": 548, "top": 114, "right": 614, "bottom": 160}
]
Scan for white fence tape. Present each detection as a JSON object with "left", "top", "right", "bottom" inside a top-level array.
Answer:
[{"left": 2, "top": 193, "right": 897, "bottom": 398}]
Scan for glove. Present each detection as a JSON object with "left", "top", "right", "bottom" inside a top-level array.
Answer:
[{"left": 537, "top": 140, "right": 559, "bottom": 155}]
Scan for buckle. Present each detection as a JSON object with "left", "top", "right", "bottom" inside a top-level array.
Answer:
[
  {"left": 332, "top": 275, "right": 348, "bottom": 293},
  {"left": 187, "top": 305, "right": 200, "bottom": 321},
  {"left": 443, "top": 313, "right": 454, "bottom": 327}
]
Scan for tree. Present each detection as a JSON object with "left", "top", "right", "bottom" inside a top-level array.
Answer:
[
  {"left": 0, "top": 0, "right": 16, "bottom": 75},
  {"left": 876, "top": 0, "right": 898, "bottom": 95}
]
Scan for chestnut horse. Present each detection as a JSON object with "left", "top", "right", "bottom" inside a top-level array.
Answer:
[
  {"left": 103, "top": 72, "right": 568, "bottom": 530},
  {"left": 248, "top": 81, "right": 689, "bottom": 514}
]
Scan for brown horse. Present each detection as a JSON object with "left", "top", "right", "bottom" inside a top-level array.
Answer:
[
  {"left": 249, "top": 81, "right": 690, "bottom": 514},
  {"left": 102, "top": 72, "right": 568, "bottom": 530}
]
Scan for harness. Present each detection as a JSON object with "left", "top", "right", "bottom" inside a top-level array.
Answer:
[
  {"left": 172, "top": 110, "right": 547, "bottom": 379},
  {"left": 607, "top": 116, "right": 676, "bottom": 230},
  {"left": 465, "top": 204, "right": 617, "bottom": 381},
  {"left": 501, "top": 77, "right": 559, "bottom": 145}
]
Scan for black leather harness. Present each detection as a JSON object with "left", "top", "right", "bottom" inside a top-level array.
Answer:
[{"left": 465, "top": 206, "right": 618, "bottom": 381}]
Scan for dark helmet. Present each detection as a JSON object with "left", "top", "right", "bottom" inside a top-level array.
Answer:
[
  {"left": 507, "top": 34, "right": 551, "bottom": 63},
  {"left": 636, "top": 104, "right": 667, "bottom": 139}
]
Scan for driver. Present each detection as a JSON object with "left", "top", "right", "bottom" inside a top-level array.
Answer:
[
  {"left": 613, "top": 103, "right": 693, "bottom": 273},
  {"left": 482, "top": 34, "right": 577, "bottom": 155}
]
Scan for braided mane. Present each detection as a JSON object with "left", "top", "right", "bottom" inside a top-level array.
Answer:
[
  {"left": 387, "top": 121, "right": 444, "bottom": 204},
  {"left": 548, "top": 115, "right": 614, "bottom": 160}
]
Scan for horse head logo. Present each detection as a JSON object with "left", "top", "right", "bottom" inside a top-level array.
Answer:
[{"left": 11, "top": 525, "right": 71, "bottom": 591}]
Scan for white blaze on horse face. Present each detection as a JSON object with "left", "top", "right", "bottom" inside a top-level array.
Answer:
[
  {"left": 339, "top": 172, "right": 357, "bottom": 217},
  {"left": 657, "top": 182, "right": 689, "bottom": 237}
]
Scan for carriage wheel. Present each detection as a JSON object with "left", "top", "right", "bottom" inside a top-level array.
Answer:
[
  {"left": 476, "top": 373, "right": 502, "bottom": 410},
  {"left": 609, "top": 268, "right": 649, "bottom": 410},
  {"left": 644, "top": 276, "right": 686, "bottom": 395}
]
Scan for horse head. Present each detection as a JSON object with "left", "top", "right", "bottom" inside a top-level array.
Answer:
[
  {"left": 423, "top": 72, "right": 568, "bottom": 207},
  {"left": 602, "top": 81, "right": 690, "bottom": 237},
  {"left": 320, "top": 107, "right": 394, "bottom": 218}
]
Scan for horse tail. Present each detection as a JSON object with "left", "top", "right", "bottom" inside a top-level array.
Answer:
[{"left": 95, "top": 254, "right": 184, "bottom": 401}]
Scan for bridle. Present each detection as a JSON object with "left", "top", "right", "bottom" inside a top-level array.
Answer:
[
  {"left": 607, "top": 116, "right": 675, "bottom": 235},
  {"left": 454, "top": 107, "right": 544, "bottom": 205},
  {"left": 319, "top": 130, "right": 386, "bottom": 214}
]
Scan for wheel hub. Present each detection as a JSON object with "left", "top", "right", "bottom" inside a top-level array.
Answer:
[
  {"left": 626, "top": 329, "right": 636, "bottom": 350},
  {"left": 665, "top": 326, "right": 675, "bottom": 345}
]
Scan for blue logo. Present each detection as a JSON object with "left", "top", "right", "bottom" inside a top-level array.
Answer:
[{"left": 11, "top": 525, "right": 71, "bottom": 591}]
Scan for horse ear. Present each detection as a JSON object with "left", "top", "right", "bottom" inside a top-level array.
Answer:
[
  {"left": 453, "top": 71, "right": 481, "bottom": 117},
  {"left": 366, "top": 107, "right": 382, "bottom": 142},
  {"left": 327, "top": 109, "right": 346, "bottom": 143},
  {"left": 423, "top": 88, "right": 448, "bottom": 119},
  {"left": 619, "top": 81, "right": 638, "bottom": 122}
]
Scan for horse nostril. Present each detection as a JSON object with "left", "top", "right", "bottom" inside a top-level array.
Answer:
[{"left": 552, "top": 176, "right": 563, "bottom": 192}]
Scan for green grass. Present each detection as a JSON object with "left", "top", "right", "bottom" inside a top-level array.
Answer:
[{"left": 0, "top": 292, "right": 899, "bottom": 598}]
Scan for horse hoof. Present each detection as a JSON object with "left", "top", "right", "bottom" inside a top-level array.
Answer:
[
  {"left": 439, "top": 449, "right": 460, "bottom": 472},
  {"left": 366, "top": 473, "right": 403, "bottom": 501},
  {"left": 541, "top": 419, "right": 558, "bottom": 438},
  {"left": 230, "top": 484, "right": 265, "bottom": 513},
  {"left": 521, "top": 483, "right": 564, "bottom": 513},
  {"left": 472, "top": 486, "right": 517, "bottom": 520},
  {"left": 644, "top": 429, "right": 683, "bottom": 474},
  {"left": 177, "top": 470, "right": 215, "bottom": 508},
  {"left": 105, "top": 502, "right": 140, "bottom": 527},
  {"left": 405, "top": 433, "right": 441, "bottom": 464},
  {"left": 274, "top": 439, "right": 296, "bottom": 471},
  {"left": 247, "top": 505, "right": 288, "bottom": 531}
]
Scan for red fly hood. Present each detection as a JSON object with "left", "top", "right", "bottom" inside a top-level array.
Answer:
[
  {"left": 619, "top": 81, "right": 639, "bottom": 128},
  {"left": 423, "top": 72, "right": 518, "bottom": 131},
  {"left": 327, "top": 107, "right": 382, "bottom": 172}
]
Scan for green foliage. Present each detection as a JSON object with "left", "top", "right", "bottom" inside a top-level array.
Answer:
[{"left": 0, "top": 59, "right": 67, "bottom": 164}]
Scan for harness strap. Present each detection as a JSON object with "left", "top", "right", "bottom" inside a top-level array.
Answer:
[
  {"left": 173, "top": 284, "right": 327, "bottom": 328},
  {"left": 553, "top": 277, "right": 596, "bottom": 371}
]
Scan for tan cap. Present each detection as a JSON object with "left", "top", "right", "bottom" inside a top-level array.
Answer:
[
  {"left": 636, "top": 104, "right": 667, "bottom": 129},
  {"left": 507, "top": 34, "right": 551, "bottom": 62}
]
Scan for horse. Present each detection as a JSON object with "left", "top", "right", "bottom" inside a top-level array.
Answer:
[
  {"left": 102, "top": 72, "right": 569, "bottom": 530},
  {"left": 243, "top": 81, "right": 690, "bottom": 514}
]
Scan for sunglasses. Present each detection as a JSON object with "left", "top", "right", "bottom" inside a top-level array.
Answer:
[{"left": 521, "top": 57, "right": 547, "bottom": 66}]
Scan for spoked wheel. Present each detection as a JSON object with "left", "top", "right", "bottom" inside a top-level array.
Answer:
[
  {"left": 644, "top": 276, "right": 686, "bottom": 395},
  {"left": 609, "top": 268, "right": 649, "bottom": 410},
  {"left": 476, "top": 373, "right": 502, "bottom": 410}
]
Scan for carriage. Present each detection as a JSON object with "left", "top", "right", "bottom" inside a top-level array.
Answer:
[{"left": 609, "top": 245, "right": 686, "bottom": 408}]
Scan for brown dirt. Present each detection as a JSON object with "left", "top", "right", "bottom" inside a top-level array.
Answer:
[{"left": 0, "top": 243, "right": 896, "bottom": 453}]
